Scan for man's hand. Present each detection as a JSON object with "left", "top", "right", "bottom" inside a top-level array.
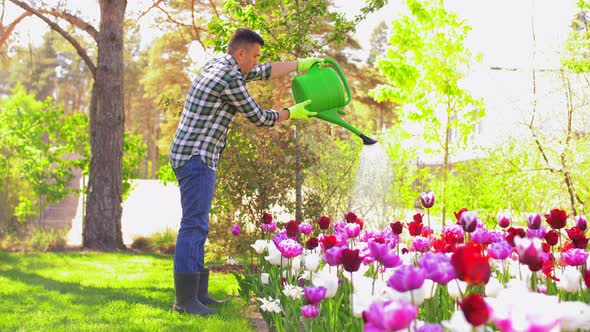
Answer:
[
  {"left": 297, "top": 57, "right": 324, "bottom": 72},
  {"left": 286, "top": 100, "right": 316, "bottom": 119}
]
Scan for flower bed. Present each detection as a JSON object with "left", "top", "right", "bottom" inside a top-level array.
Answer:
[{"left": 231, "top": 195, "right": 590, "bottom": 332}]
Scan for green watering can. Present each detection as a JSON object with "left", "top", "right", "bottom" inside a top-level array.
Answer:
[{"left": 291, "top": 58, "right": 377, "bottom": 145}]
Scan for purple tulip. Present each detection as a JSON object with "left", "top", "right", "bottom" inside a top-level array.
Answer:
[
  {"left": 459, "top": 211, "right": 478, "bottom": 233},
  {"left": 412, "top": 236, "right": 431, "bottom": 253},
  {"left": 272, "top": 230, "right": 289, "bottom": 247},
  {"left": 363, "top": 299, "right": 418, "bottom": 332},
  {"left": 262, "top": 221, "right": 277, "bottom": 233},
  {"left": 387, "top": 265, "right": 425, "bottom": 292},
  {"left": 420, "top": 191, "right": 435, "bottom": 209},
  {"left": 497, "top": 213, "right": 511, "bottom": 228},
  {"left": 418, "top": 252, "right": 456, "bottom": 285},
  {"left": 304, "top": 286, "right": 327, "bottom": 304},
  {"left": 527, "top": 213, "right": 542, "bottom": 230},
  {"left": 345, "top": 223, "right": 361, "bottom": 239},
  {"left": 333, "top": 220, "right": 347, "bottom": 236},
  {"left": 231, "top": 224, "right": 241, "bottom": 236},
  {"left": 299, "top": 222, "right": 313, "bottom": 235},
  {"left": 562, "top": 248, "right": 589, "bottom": 266},
  {"left": 515, "top": 237, "right": 543, "bottom": 267},
  {"left": 487, "top": 240, "right": 513, "bottom": 260},
  {"left": 488, "top": 230, "right": 505, "bottom": 243},
  {"left": 471, "top": 228, "right": 490, "bottom": 244},
  {"left": 526, "top": 226, "right": 546, "bottom": 239},
  {"left": 575, "top": 214, "right": 588, "bottom": 231},
  {"left": 323, "top": 246, "right": 344, "bottom": 266},
  {"left": 301, "top": 304, "right": 319, "bottom": 318},
  {"left": 415, "top": 323, "right": 444, "bottom": 332},
  {"left": 367, "top": 238, "right": 402, "bottom": 268},
  {"left": 277, "top": 238, "right": 303, "bottom": 258}
]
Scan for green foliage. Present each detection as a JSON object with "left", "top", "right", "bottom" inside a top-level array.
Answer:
[
  {"left": 122, "top": 132, "right": 147, "bottom": 200},
  {"left": 562, "top": 0, "right": 590, "bottom": 72},
  {"left": 0, "top": 84, "right": 89, "bottom": 232}
]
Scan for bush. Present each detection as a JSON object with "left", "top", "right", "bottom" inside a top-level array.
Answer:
[{"left": 130, "top": 228, "right": 176, "bottom": 255}]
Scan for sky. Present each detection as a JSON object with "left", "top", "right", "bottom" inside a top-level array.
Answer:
[{"left": 3, "top": 0, "right": 579, "bottom": 70}]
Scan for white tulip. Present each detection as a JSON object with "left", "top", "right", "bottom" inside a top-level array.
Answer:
[
  {"left": 422, "top": 279, "right": 437, "bottom": 299},
  {"left": 558, "top": 301, "right": 590, "bottom": 330},
  {"left": 312, "top": 270, "right": 339, "bottom": 298},
  {"left": 556, "top": 266, "right": 582, "bottom": 293},
  {"left": 485, "top": 277, "right": 503, "bottom": 298},
  {"left": 304, "top": 253, "right": 321, "bottom": 272},
  {"left": 251, "top": 239, "right": 270, "bottom": 254},
  {"left": 447, "top": 279, "right": 467, "bottom": 299},
  {"left": 264, "top": 243, "right": 285, "bottom": 266}
]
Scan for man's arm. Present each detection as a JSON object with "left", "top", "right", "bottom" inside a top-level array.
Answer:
[{"left": 270, "top": 61, "right": 297, "bottom": 79}]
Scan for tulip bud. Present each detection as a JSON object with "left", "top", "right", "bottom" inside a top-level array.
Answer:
[
  {"left": 527, "top": 213, "right": 542, "bottom": 230},
  {"left": 575, "top": 214, "right": 588, "bottom": 231},
  {"left": 497, "top": 213, "right": 511, "bottom": 228},
  {"left": 459, "top": 211, "right": 478, "bottom": 233},
  {"left": 420, "top": 191, "right": 435, "bottom": 209}
]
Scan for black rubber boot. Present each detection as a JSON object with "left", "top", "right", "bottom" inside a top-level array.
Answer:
[
  {"left": 198, "top": 268, "right": 229, "bottom": 306},
  {"left": 173, "top": 272, "right": 218, "bottom": 315}
]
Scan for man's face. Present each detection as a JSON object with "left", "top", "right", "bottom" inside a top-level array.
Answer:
[{"left": 236, "top": 43, "right": 261, "bottom": 75}]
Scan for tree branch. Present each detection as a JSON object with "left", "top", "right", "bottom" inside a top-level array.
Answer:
[
  {"left": 8, "top": 0, "right": 96, "bottom": 77},
  {"left": 0, "top": 11, "right": 31, "bottom": 48},
  {"left": 38, "top": 7, "right": 98, "bottom": 42}
]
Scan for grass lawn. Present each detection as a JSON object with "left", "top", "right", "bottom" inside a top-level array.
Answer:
[{"left": 0, "top": 251, "right": 259, "bottom": 332}]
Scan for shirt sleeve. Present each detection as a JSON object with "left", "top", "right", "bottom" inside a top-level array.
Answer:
[
  {"left": 222, "top": 74, "right": 278, "bottom": 127},
  {"left": 244, "top": 62, "right": 272, "bottom": 82}
]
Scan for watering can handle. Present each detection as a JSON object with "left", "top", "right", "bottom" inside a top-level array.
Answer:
[{"left": 323, "top": 58, "right": 352, "bottom": 106}]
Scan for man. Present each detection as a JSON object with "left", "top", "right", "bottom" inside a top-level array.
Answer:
[{"left": 169, "top": 28, "right": 322, "bottom": 315}]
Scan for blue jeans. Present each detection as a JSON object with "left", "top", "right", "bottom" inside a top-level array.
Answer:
[{"left": 172, "top": 155, "right": 216, "bottom": 273}]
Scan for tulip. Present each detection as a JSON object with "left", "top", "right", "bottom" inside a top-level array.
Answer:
[
  {"left": 408, "top": 221, "right": 423, "bottom": 236},
  {"left": 451, "top": 244, "right": 491, "bottom": 285},
  {"left": 583, "top": 269, "right": 590, "bottom": 289},
  {"left": 262, "top": 212, "right": 273, "bottom": 224},
  {"left": 526, "top": 213, "right": 542, "bottom": 230},
  {"left": 526, "top": 225, "right": 546, "bottom": 239},
  {"left": 415, "top": 323, "right": 444, "bottom": 332},
  {"left": 514, "top": 237, "right": 543, "bottom": 269},
  {"left": 545, "top": 208, "right": 567, "bottom": 229},
  {"left": 301, "top": 304, "right": 319, "bottom": 318},
  {"left": 558, "top": 301, "right": 590, "bottom": 331},
  {"left": 497, "top": 213, "right": 511, "bottom": 228},
  {"left": 412, "top": 236, "right": 431, "bottom": 253},
  {"left": 286, "top": 220, "right": 299, "bottom": 238},
  {"left": 345, "top": 211, "right": 358, "bottom": 223},
  {"left": 317, "top": 215, "right": 330, "bottom": 230},
  {"left": 418, "top": 252, "right": 456, "bottom": 285},
  {"left": 561, "top": 248, "right": 589, "bottom": 266},
  {"left": 387, "top": 264, "right": 426, "bottom": 292},
  {"left": 544, "top": 229, "right": 559, "bottom": 246},
  {"left": 264, "top": 243, "right": 285, "bottom": 266},
  {"left": 390, "top": 221, "right": 403, "bottom": 234},
  {"left": 454, "top": 208, "right": 468, "bottom": 221},
  {"left": 345, "top": 222, "right": 361, "bottom": 239},
  {"left": 304, "top": 252, "right": 321, "bottom": 272},
  {"left": 447, "top": 279, "right": 468, "bottom": 299},
  {"left": 471, "top": 228, "right": 490, "bottom": 244},
  {"left": 505, "top": 227, "right": 525, "bottom": 247},
  {"left": 312, "top": 269, "right": 339, "bottom": 298},
  {"left": 487, "top": 240, "right": 512, "bottom": 260},
  {"left": 305, "top": 237, "right": 319, "bottom": 250},
  {"left": 251, "top": 239, "right": 269, "bottom": 254},
  {"left": 272, "top": 230, "right": 289, "bottom": 247},
  {"left": 556, "top": 266, "right": 582, "bottom": 292},
  {"left": 420, "top": 191, "right": 435, "bottom": 208},
  {"left": 485, "top": 277, "right": 503, "bottom": 297},
  {"left": 368, "top": 238, "right": 402, "bottom": 268},
  {"left": 575, "top": 214, "right": 588, "bottom": 231},
  {"left": 460, "top": 294, "right": 489, "bottom": 326},
  {"left": 262, "top": 221, "right": 277, "bottom": 232},
  {"left": 323, "top": 246, "right": 344, "bottom": 266},
  {"left": 277, "top": 239, "right": 303, "bottom": 258},
  {"left": 260, "top": 273, "right": 269, "bottom": 284},
  {"left": 565, "top": 226, "right": 589, "bottom": 249},
  {"left": 341, "top": 248, "right": 362, "bottom": 272},
  {"left": 299, "top": 222, "right": 313, "bottom": 235},
  {"left": 459, "top": 211, "right": 478, "bottom": 233},
  {"left": 362, "top": 299, "right": 418, "bottom": 332},
  {"left": 303, "top": 285, "right": 327, "bottom": 304}
]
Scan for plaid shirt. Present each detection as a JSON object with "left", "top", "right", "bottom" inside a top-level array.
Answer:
[{"left": 169, "top": 54, "right": 279, "bottom": 171}]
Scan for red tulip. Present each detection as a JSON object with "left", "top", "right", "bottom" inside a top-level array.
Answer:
[
  {"left": 262, "top": 212, "right": 273, "bottom": 224},
  {"left": 451, "top": 244, "right": 491, "bottom": 285},
  {"left": 320, "top": 234, "right": 337, "bottom": 250},
  {"left": 345, "top": 212, "right": 358, "bottom": 223},
  {"left": 545, "top": 209, "right": 567, "bottom": 229},
  {"left": 390, "top": 221, "right": 403, "bottom": 235},
  {"left": 286, "top": 220, "right": 299, "bottom": 238},
  {"left": 505, "top": 227, "right": 525, "bottom": 247},
  {"left": 460, "top": 294, "right": 490, "bottom": 326},
  {"left": 566, "top": 227, "right": 589, "bottom": 249},
  {"left": 318, "top": 216, "right": 331, "bottom": 230},
  {"left": 544, "top": 230, "right": 559, "bottom": 246},
  {"left": 584, "top": 269, "right": 590, "bottom": 289},
  {"left": 306, "top": 237, "right": 319, "bottom": 250},
  {"left": 356, "top": 219, "right": 364, "bottom": 230},
  {"left": 341, "top": 248, "right": 362, "bottom": 272},
  {"left": 408, "top": 221, "right": 423, "bottom": 236},
  {"left": 413, "top": 213, "right": 424, "bottom": 223}
]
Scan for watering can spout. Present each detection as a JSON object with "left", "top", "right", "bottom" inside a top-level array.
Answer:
[{"left": 359, "top": 134, "right": 378, "bottom": 145}]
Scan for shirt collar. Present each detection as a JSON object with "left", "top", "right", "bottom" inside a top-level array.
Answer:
[{"left": 223, "top": 54, "right": 242, "bottom": 75}]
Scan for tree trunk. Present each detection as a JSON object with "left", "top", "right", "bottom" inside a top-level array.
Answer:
[{"left": 83, "top": 0, "right": 127, "bottom": 250}]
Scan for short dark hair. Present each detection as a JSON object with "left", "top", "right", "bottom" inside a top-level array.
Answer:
[{"left": 227, "top": 28, "right": 265, "bottom": 54}]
